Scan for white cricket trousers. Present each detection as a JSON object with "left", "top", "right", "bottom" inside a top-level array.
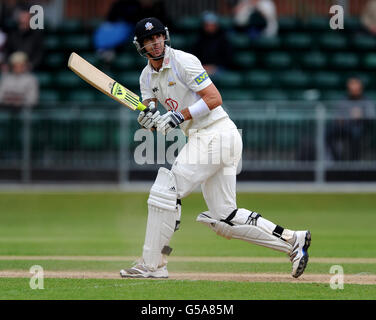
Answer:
[{"left": 171, "top": 117, "right": 243, "bottom": 221}]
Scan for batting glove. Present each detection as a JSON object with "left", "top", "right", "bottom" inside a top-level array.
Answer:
[
  {"left": 157, "top": 110, "right": 185, "bottom": 135},
  {"left": 137, "top": 101, "right": 161, "bottom": 129}
]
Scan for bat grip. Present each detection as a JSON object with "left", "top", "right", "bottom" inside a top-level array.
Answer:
[{"left": 137, "top": 102, "right": 147, "bottom": 111}]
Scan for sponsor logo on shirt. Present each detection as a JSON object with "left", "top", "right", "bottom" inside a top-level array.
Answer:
[
  {"left": 165, "top": 98, "right": 178, "bottom": 111},
  {"left": 152, "top": 87, "right": 159, "bottom": 93},
  {"left": 167, "top": 76, "right": 176, "bottom": 87},
  {"left": 194, "top": 71, "right": 209, "bottom": 85}
]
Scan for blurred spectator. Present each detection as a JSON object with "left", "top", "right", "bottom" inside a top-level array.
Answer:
[
  {"left": 41, "top": 0, "right": 65, "bottom": 29},
  {"left": 326, "top": 78, "right": 376, "bottom": 161},
  {"left": 0, "top": 0, "right": 20, "bottom": 31},
  {"left": 4, "top": 5, "right": 44, "bottom": 71},
  {"left": 94, "top": 0, "right": 170, "bottom": 63},
  {"left": 0, "top": 51, "right": 39, "bottom": 110},
  {"left": 361, "top": 0, "right": 376, "bottom": 35},
  {"left": 94, "top": 21, "right": 133, "bottom": 62},
  {"left": 0, "top": 0, "right": 19, "bottom": 68},
  {"left": 233, "top": 0, "right": 278, "bottom": 38},
  {"left": 193, "top": 12, "right": 233, "bottom": 77}
]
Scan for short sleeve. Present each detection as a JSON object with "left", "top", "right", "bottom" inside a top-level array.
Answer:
[
  {"left": 139, "top": 67, "right": 155, "bottom": 102},
  {"left": 177, "top": 53, "right": 212, "bottom": 92}
]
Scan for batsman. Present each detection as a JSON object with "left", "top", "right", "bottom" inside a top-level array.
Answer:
[{"left": 120, "top": 17, "right": 311, "bottom": 279}]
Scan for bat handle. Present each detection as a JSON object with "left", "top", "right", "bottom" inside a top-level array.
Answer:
[{"left": 136, "top": 102, "right": 147, "bottom": 111}]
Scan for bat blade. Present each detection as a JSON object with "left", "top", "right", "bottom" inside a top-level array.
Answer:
[{"left": 68, "top": 52, "right": 146, "bottom": 111}]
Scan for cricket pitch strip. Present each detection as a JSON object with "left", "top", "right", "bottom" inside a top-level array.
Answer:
[
  {"left": 0, "top": 255, "right": 375, "bottom": 285},
  {"left": 0, "top": 270, "right": 375, "bottom": 284}
]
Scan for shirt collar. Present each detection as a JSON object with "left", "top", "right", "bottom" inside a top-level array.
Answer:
[{"left": 148, "top": 45, "right": 172, "bottom": 74}]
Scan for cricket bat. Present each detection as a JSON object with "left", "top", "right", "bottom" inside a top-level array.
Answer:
[{"left": 68, "top": 52, "right": 146, "bottom": 112}]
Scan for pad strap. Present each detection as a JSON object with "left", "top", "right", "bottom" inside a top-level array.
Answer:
[
  {"left": 175, "top": 199, "right": 182, "bottom": 231},
  {"left": 220, "top": 209, "right": 238, "bottom": 226},
  {"left": 272, "top": 225, "right": 284, "bottom": 238}
]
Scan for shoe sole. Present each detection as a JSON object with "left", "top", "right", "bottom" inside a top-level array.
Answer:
[
  {"left": 120, "top": 271, "right": 168, "bottom": 279},
  {"left": 292, "top": 231, "right": 311, "bottom": 278},
  {"left": 120, "top": 274, "right": 169, "bottom": 279}
]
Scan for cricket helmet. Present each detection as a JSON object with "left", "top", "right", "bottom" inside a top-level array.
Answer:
[{"left": 133, "top": 17, "right": 170, "bottom": 59}]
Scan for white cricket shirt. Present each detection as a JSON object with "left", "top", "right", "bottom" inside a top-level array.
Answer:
[{"left": 139, "top": 46, "right": 229, "bottom": 136}]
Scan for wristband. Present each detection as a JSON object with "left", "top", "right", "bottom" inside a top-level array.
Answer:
[{"left": 188, "top": 98, "right": 210, "bottom": 119}]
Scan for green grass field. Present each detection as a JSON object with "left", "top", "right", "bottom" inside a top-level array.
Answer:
[{"left": 0, "top": 191, "right": 375, "bottom": 300}]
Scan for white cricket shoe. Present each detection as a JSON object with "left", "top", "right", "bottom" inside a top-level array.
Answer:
[
  {"left": 120, "top": 262, "right": 168, "bottom": 278},
  {"left": 289, "top": 230, "right": 311, "bottom": 278}
]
